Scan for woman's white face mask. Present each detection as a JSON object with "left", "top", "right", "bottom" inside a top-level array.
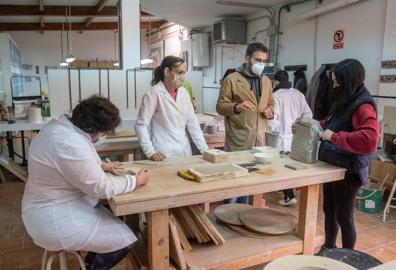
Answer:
[
  {"left": 171, "top": 72, "right": 185, "bottom": 88},
  {"left": 251, "top": 62, "right": 266, "bottom": 77}
]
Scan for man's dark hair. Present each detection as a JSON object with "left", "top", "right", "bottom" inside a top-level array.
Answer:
[
  {"left": 245, "top": 42, "right": 268, "bottom": 57},
  {"left": 273, "top": 70, "right": 289, "bottom": 82},
  {"left": 71, "top": 95, "right": 120, "bottom": 134}
]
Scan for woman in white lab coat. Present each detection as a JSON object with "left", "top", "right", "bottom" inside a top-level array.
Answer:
[
  {"left": 22, "top": 96, "right": 150, "bottom": 269},
  {"left": 135, "top": 56, "right": 208, "bottom": 161},
  {"left": 268, "top": 70, "right": 312, "bottom": 206}
]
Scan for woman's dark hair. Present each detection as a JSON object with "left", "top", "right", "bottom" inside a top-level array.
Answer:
[
  {"left": 151, "top": 56, "right": 185, "bottom": 86},
  {"left": 71, "top": 95, "right": 120, "bottom": 134},
  {"left": 329, "top": 58, "right": 365, "bottom": 116},
  {"left": 273, "top": 70, "right": 289, "bottom": 82},
  {"left": 245, "top": 42, "right": 268, "bottom": 57}
]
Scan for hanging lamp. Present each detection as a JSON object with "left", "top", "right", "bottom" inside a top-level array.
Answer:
[
  {"left": 65, "top": 1, "right": 75, "bottom": 63},
  {"left": 59, "top": 22, "right": 69, "bottom": 67},
  {"left": 141, "top": 15, "right": 154, "bottom": 65}
]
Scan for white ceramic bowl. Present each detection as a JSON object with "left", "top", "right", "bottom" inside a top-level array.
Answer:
[{"left": 254, "top": 152, "right": 273, "bottom": 164}]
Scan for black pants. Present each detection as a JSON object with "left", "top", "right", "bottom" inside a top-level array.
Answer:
[
  {"left": 283, "top": 189, "right": 295, "bottom": 200},
  {"left": 85, "top": 245, "right": 131, "bottom": 270},
  {"left": 323, "top": 173, "right": 362, "bottom": 249}
]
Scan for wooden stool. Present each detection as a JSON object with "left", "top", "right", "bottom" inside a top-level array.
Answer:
[
  {"left": 41, "top": 249, "right": 86, "bottom": 270},
  {"left": 383, "top": 177, "right": 396, "bottom": 222}
]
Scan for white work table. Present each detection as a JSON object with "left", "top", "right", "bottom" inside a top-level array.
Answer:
[{"left": 0, "top": 120, "right": 48, "bottom": 132}]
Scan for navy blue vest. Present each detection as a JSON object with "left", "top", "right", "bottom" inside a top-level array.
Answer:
[{"left": 318, "top": 86, "right": 377, "bottom": 185}]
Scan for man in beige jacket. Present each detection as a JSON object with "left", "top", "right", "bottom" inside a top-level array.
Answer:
[
  {"left": 217, "top": 43, "right": 275, "bottom": 152},
  {"left": 217, "top": 43, "right": 274, "bottom": 204}
]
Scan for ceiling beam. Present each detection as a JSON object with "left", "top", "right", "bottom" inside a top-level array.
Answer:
[
  {"left": 0, "top": 22, "right": 119, "bottom": 31},
  {"left": 0, "top": 5, "right": 117, "bottom": 16},
  {"left": 85, "top": 0, "right": 110, "bottom": 27},
  {"left": 141, "top": 21, "right": 166, "bottom": 29},
  {"left": 0, "top": 21, "right": 165, "bottom": 31}
]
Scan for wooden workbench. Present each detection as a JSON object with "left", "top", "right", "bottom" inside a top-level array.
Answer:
[
  {"left": 109, "top": 151, "right": 345, "bottom": 270},
  {"left": 96, "top": 136, "right": 140, "bottom": 162}
]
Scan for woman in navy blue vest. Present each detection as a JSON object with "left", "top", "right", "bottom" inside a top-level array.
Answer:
[{"left": 318, "top": 59, "right": 380, "bottom": 250}]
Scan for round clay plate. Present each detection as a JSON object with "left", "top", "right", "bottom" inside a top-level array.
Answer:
[
  {"left": 239, "top": 208, "right": 294, "bottom": 235},
  {"left": 214, "top": 203, "right": 253, "bottom": 225},
  {"left": 227, "top": 224, "right": 269, "bottom": 239},
  {"left": 264, "top": 255, "right": 357, "bottom": 270}
]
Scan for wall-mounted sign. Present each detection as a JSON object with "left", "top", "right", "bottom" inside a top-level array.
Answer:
[
  {"left": 380, "top": 74, "right": 396, "bottom": 83},
  {"left": 382, "top": 60, "right": 396, "bottom": 69},
  {"left": 333, "top": 29, "right": 344, "bottom": 49}
]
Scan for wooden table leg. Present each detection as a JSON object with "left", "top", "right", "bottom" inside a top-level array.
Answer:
[
  {"left": 121, "top": 153, "right": 130, "bottom": 162},
  {"left": 0, "top": 165, "right": 7, "bottom": 183},
  {"left": 147, "top": 209, "right": 169, "bottom": 270},
  {"left": 250, "top": 194, "right": 266, "bottom": 208},
  {"left": 297, "top": 184, "right": 320, "bottom": 255}
]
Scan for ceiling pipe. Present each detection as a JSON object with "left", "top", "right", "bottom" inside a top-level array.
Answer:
[
  {"left": 298, "top": 0, "right": 360, "bottom": 20},
  {"left": 215, "top": 0, "right": 276, "bottom": 18}
]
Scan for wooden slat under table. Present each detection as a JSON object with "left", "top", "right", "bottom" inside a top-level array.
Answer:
[{"left": 109, "top": 151, "right": 345, "bottom": 270}]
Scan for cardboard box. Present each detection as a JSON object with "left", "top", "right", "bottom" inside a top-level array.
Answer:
[
  {"left": 370, "top": 159, "right": 396, "bottom": 191},
  {"left": 88, "top": 60, "right": 98, "bottom": 68}
]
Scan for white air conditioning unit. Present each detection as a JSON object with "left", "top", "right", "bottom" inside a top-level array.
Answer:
[{"left": 213, "top": 18, "right": 246, "bottom": 44}]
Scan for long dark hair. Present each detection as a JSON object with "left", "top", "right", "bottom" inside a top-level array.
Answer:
[
  {"left": 329, "top": 58, "right": 365, "bottom": 117},
  {"left": 151, "top": 56, "right": 185, "bottom": 86}
]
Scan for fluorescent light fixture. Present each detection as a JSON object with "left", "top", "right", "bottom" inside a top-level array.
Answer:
[
  {"left": 65, "top": 55, "right": 76, "bottom": 63},
  {"left": 113, "top": 62, "right": 120, "bottom": 67},
  {"left": 59, "top": 61, "right": 69, "bottom": 67},
  {"left": 298, "top": 0, "right": 359, "bottom": 20},
  {"left": 141, "top": 58, "right": 154, "bottom": 65}
]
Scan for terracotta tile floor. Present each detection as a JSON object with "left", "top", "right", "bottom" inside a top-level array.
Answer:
[{"left": 1, "top": 176, "right": 395, "bottom": 269}]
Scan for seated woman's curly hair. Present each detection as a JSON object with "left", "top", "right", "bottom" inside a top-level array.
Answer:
[{"left": 71, "top": 95, "right": 120, "bottom": 134}]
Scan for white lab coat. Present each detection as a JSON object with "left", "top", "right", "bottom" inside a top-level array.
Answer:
[
  {"left": 268, "top": 88, "right": 313, "bottom": 152},
  {"left": 135, "top": 81, "right": 208, "bottom": 158},
  {"left": 22, "top": 115, "right": 137, "bottom": 253}
]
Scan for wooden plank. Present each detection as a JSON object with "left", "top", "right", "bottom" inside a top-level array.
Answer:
[
  {"left": 0, "top": 22, "right": 119, "bottom": 31},
  {"left": 188, "top": 205, "right": 215, "bottom": 244},
  {"left": 170, "top": 214, "right": 192, "bottom": 252},
  {"left": 0, "top": 157, "right": 27, "bottom": 182},
  {"left": 0, "top": 166, "right": 7, "bottom": 183},
  {"left": 147, "top": 209, "right": 169, "bottom": 270},
  {"left": 171, "top": 209, "right": 194, "bottom": 239},
  {"left": 179, "top": 207, "right": 206, "bottom": 243},
  {"left": 189, "top": 205, "right": 225, "bottom": 245},
  {"left": 169, "top": 217, "right": 187, "bottom": 270},
  {"left": 297, "top": 184, "right": 320, "bottom": 255}
]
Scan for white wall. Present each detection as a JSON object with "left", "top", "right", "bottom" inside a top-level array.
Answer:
[
  {"left": 258, "top": 0, "right": 387, "bottom": 95},
  {"left": 378, "top": 0, "right": 396, "bottom": 116},
  {"left": 8, "top": 30, "right": 117, "bottom": 93}
]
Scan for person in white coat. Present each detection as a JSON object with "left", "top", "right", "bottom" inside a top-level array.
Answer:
[
  {"left": 268, "top": 70, "right": 312, "bottom": 206},
  {"left": 22, "top": 96, "right": 150, "bottom": 270},
  {"left": 135, "top": 56, "right": 208, "bottom": 161}
]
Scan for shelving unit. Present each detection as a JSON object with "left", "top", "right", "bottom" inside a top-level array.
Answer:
[{"left": 0, "top": 33, "right": 22, "bottom": 106}]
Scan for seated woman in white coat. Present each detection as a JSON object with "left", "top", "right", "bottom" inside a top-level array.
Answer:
[
  {"left": 135, "top": 56, "right": 208, "bottom": 161},
  {"left": 268, "top": 70, "right": 312, "bottom": 206},
  {"left": 22, "top": 96, "right": 150, "bottom": 270}
]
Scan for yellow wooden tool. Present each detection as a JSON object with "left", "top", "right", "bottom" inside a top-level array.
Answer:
[{"left": 177, "top": 171, "right": 196, "bottom": 181}]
